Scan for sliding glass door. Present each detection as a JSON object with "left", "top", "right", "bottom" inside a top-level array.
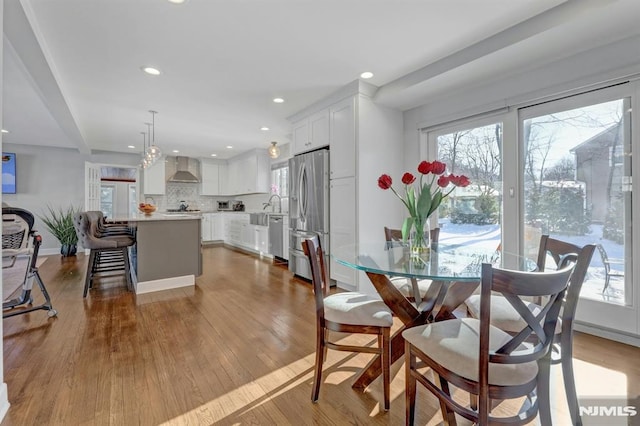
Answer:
[
  {"left": 520, "top": 87, "right": 635, "bottom": 333},
  {"left": 424, "top": 83, "right": 638, "bottom": 337}
]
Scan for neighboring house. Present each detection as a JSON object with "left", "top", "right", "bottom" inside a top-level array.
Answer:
[{"left": 571, "top": 122, "right": 624, "bottom": 223}]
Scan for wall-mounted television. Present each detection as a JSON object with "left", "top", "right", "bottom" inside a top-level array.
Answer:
[{"left": 2, "top": 152, "right": 17, "bottom": 194}]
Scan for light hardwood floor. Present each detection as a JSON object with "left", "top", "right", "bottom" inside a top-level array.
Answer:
[{"left": 2, "top": 246, "right": 639, "bottom": 425}]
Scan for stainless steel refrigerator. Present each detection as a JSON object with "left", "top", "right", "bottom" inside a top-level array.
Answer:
[{"left": 288, "top": 148, "right": 329, "bottom": 280}]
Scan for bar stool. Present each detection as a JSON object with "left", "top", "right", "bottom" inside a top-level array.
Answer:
[
  {"left": 85, "top": 210, "right": 133, "bottom": 237},
  {"left": 73, "top": 212, "right": 135, "bottom": 297}
]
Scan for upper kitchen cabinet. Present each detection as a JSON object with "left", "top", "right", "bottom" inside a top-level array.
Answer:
[
  {"left": 201, "top": 160, "right": 222, "bottom": 196},
  {"left": 143, "top": 159, "right": 165, "bottom": 195},
  {"left": 329, "top": 97, "right": 356, "bottom": 179},
  {"left": 225, "top": 149, "right": 270, "bottom": 195},
  {"left": 292, "top": 109, "right": 330, "bottom": 155}
]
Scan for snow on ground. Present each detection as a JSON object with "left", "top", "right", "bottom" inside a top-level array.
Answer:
[{"left": 438, "top": 220, "right": 626, "bottom": 304}]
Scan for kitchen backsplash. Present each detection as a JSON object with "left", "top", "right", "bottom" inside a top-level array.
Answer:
[{"left": 145, "top": 182, "right": 288, "bottom": 213}]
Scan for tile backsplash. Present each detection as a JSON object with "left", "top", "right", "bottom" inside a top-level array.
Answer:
[{"left": 145, "top": 182, "right": 287, "bottom": 213}]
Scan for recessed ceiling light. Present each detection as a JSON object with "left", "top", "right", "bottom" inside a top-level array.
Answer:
[
  {"left": 210, "top": 154, "right": 217, "bottom": 157},
  {"left": 141, "top": 66, "right": 161, "bottom": 76},
  {"left": 260, "top": 126, "right": 270, "bottom": 131},
  {"left": 167, "top": 0, "right": 187, "bottom": 3},
  {"left": 273, "top": 98, "right": 284, "bottom": 103},
  {"left": 360, "top": 71, "right": 374, "bottom": 79},
  {"left": 127, "top": 145, "right": 135, "bottom": 149},
  {"left": 1, "top": 129, "right": 8, "bottom": 133},
  {"left": 172, "top": 150, "right": 179, "bottom": 153},
  {"left": 226, "top": 145, "right": 233, "bottom": 149}
]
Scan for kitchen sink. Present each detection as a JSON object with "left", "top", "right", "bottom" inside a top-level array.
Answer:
[{"left": 249, "top": 212, "right": 269, "bottom": 226}]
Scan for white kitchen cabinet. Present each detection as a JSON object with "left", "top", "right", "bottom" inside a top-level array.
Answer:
[
  {"left": 202, "top": 213, "right": 223, "bottom": 242},
  {"left": 254, "top": 225, "right": 269, "bottom": 254},
  {"left": 201, "top": 213, "right": 213, "bottom": 241},
  {"left": 143, "top": 160, "right": 165, "bottom": 195},
  {"left": 201, "top": 161, "right": 221, "bottom": 196},
  {"left": 240, "top": 222, "right": 254, "bottom": 248},
  {"left": 324, "top": 84, "right": 403, "bottom": 293},
  {"left": 329, "top": 177, "right": 357, "bottom": 288},
  {"left": 227, "top": 213, "right": 249, "bottom": 246},
  {"left": 329, "top": 97, "right": 356, "bottom": 179},
  {"left": 212, "top": 214, "right": 224, "bottom": 240},
  {"left": 225, "top": 149, "right": 269, "bottom": 195},
  {"left": 292, "top": 109, "right": 330, "bottom": 154}
]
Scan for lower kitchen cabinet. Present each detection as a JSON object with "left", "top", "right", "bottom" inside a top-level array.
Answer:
[
  {"left": 202, "top": 213, "right": 225, "bottom": 242},
  {"left": 201, "top": 213, "right": 213, "bottom": 241},
  {"left": 254, "top": 225, "right": 268, "bottom": 254}
]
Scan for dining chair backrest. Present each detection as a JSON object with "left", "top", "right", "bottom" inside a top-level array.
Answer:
[
  {"left": 301, "top": 234, "right": 329, "bottom": 315},
  {"left": 383, "top": 226, "right": 440, "bottom": 248},
  {"left": 474, "top": 262, "right": 574, "bottom": 423},
  {"left": 535, "top": 235, "right": 596, "bottom": 322}
]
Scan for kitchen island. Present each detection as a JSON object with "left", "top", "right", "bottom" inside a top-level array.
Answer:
[{"left": 112, "top": 213, "right": 202, "bottom": 294}]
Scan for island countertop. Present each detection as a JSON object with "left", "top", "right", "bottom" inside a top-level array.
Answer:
[{"left": 109, "top": 212, "right": 202, "bottom": 222}]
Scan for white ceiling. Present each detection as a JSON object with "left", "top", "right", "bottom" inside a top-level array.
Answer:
[{"left": 3, "top": 0, "right": 640, "bottom": 159}]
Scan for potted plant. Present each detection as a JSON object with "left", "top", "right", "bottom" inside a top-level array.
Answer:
[{"left": 39, "top": 205, "right": 80, "bottom": 256}]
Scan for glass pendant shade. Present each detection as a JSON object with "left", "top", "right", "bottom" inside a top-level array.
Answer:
[
  {"left": 146, "top": 110, "right": 162, "bottom": 162},
  {"left": 268, "top": 141, "right": 280, "bottom": 159}
]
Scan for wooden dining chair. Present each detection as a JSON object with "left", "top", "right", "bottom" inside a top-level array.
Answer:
[
  {"left": 464, "top": 235, "right": 596, "bottom": 425},
  {"left": 383, "top": 226, "right": 440, "bottom": 303},
  {"left": 403, "top": 262, "right": 574, "bottom": 425},
  {"left": 301, "top": 234, "right": 393, "bottom": 410}
]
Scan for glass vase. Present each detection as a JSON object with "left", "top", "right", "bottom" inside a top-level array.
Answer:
[{"left": 409, "top": 218, "right": 431, "bottom": 265}]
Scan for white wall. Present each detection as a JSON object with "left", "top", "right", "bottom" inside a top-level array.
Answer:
[
  {"left": 0, "top": 0, "right": 9, "bottom": 421},
  {"left": 2, "top": 143, "right": 139, "bottom": 253},
  {"left": 402, "top": 34, "right": 640, "bottom": 150}
]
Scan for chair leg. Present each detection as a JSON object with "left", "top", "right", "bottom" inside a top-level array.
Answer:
[
  {"left": 311, "top": 325, "right": 326, "bottom": 403},
  {"left": 84, "top": 250, "right": 97, "bottom": 297},
  {"left": 602, "top": 274, "right": 611, "bottom": 293},
  {"left": 561, "top": 330, "right": 583, "bottom": 426},
  {"left": 122, "top": 247, "right": 132, "bottom": 291},
  {"left": 381, "top": 328, "right": 390, "bottom": 411},
  {"left": 434, "top": 375, "right": 457, "bottom": 426},
  {"left": 537, "top": 352, "right": 553, "bottom": 426},
  {"left": 405, "top": 342, "right": 417, "bottom": 426}
]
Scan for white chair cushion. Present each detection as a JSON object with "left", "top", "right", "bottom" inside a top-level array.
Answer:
[
  {"left": 402, "top": 318, "right": 538, "bottom": 386},
  {"left": 465, "top": 295, "right": 562, "bottom": 334},
  {"left": 324, "top": 292, "right": 393, "bottom": 327},
  {"left": 390, "top": 277, "right": 433, "bottom": 298}
]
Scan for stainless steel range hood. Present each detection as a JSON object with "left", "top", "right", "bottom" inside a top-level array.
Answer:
[{"left": 168, "top": 156, "right": 200, "bottom": 183}]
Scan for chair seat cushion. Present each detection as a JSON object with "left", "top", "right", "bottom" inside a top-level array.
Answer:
[
  {"left": 324, "top": 292, "right": 393, "bottom": 328},
  {"left": 402, "top": 318, "right": 538, "bottom": 386},
  {"left": 465, "top": 295, "right": 561, "bottom": 334},
  {"left": 390, "top": 277, "right": 432, "bottom": 298}
]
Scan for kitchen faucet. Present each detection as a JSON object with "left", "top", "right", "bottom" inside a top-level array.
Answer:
[{"left": 263, "top": 194, "right": 282, "bottom": 213}]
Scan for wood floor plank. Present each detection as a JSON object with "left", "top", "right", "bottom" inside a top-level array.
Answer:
[{"left": 2, "top": 245, "right": 639, "bottom": 425}]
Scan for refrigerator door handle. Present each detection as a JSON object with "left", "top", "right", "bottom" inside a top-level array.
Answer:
[{"left": 299, "top": 162, "right": 308, "bottom": 222}]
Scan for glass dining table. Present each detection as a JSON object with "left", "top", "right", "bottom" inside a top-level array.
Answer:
[{"left": 331, "top": 241, "right": 536, "bottom": 391}]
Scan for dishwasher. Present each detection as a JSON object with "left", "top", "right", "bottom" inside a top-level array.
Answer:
[{"left": 268, "top": 215, "right": 284, "bottom": 259}]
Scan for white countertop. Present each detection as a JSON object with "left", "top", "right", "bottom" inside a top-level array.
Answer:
[{"left": 110, "top": 212, "right": 202, "bottom": 222}]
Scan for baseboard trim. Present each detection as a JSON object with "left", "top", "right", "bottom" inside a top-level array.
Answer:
[
  {"left": 134, "top": 275, "right": 194, "bottom": 295},
  {"left": 0, "top": 382, "right": 10, "bottom": 422},
  {"left": 574, "top": 322, "right": 640, "bottom": 347}
]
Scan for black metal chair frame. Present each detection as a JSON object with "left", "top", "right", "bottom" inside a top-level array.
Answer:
[{"left": 2, "top": 207, "right": 57, "bottom": 318}]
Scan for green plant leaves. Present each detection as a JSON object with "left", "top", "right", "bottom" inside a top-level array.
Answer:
[{"left": 39, "top": 205, "right": 79, "bottom": 246}]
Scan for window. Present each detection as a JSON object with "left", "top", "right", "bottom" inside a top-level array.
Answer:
[{"left": 100, "top": 185, "right": 114, "bottom": 218}]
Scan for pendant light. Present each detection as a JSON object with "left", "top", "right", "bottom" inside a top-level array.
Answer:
[
  {"left": 146, "top": 110, "right": 162, "bottom": 162},
  {"left": 139, "top": 131, "right": 151, "bottom": 169},
  {"left": 268, "top": 141, "right": 280, "bottom": 159}
]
